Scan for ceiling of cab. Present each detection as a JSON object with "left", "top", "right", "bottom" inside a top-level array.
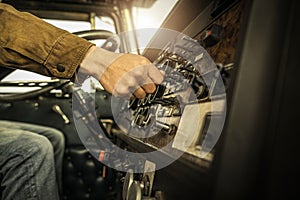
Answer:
[
  {"left": 2, "top": 0, "right": 157, "bottom": 9},
  {"left": 2, "top": 0, "right": 157, "bottom": 21}
]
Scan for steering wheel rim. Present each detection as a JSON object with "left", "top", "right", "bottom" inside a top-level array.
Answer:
[
  {"left": 73, "top": 29, "right": 120, "bottom": 52},
  {"left": 0, "top": 79, "right": 71, "bottom": 102},
  {"left": 0, "top": 30, "right": 118, "bottom": 102},
  {"left": 72, "top": 29, "right": 114, "bottom": 40}
]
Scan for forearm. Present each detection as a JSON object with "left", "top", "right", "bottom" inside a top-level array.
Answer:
[
  {"left": 0, "top": 3, "right": 94, "bottom": 79},
  {"left": 0, "top": 3, "right": 164, "bottom": 98},
  {"left": 79, "top": 46, "right": 122, "bottom": 78}
]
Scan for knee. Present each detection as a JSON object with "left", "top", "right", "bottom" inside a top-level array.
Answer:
[
  {"left": 46, "top": 128, "right": 65, "bottom": 152},
  {"left": 20, "top": 133, "right": 54, "bottom": 160}
]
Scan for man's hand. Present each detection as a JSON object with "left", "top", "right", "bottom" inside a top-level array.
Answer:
[
  {"left": 100, "top": 53, "right": 164, "bottom": 99},
  {"left": 79, "top": 46, "right": 164, "bottom": 99}
]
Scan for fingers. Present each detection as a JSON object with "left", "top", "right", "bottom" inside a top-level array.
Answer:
[
  {"left": 130, "top": 65, "right": 163, "bottom": 99},
  {"left": 148, "top": 65, "right": 164, "bottom": 84},
  {"left": 100, "top": 53, "right": 165, "bottom": 99},
  {"left": 142, "top": 82, "right": 156, "bottom": 94},
  {"left": 114, "top": 73, "right": 156, "bottom": 99},
  {"left": 131, "top": 64, "right": 164, "bottom": 97},
  {"left": 134, "top": 78, "right": 156, "bottom": 99},
  {"left": 133, "top": 87, "right": 147, "bottom": 99}
]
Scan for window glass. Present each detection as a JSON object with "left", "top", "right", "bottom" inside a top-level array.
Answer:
[
  {"left": 132, "top": 0, "right": 178, "bottom": 29},
  {"left": 44, "top": 17, "right": 115, "bottom": 33},
  {"left": 132, "top": 0, "right": 178, "bottom": 53},
  {"left": 44, "top": 19, "right": 91, "bottom": 33}
]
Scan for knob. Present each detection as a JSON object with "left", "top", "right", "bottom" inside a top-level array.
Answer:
[{"left": 52, "top": 104, "right": 70, "bottom": 124}]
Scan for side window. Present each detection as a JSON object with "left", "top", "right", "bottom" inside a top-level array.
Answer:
[{"left": 132, "top": 0, "right": 178, "bottom": 53}]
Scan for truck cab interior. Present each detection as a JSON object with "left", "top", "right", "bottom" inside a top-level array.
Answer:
[{"left": 0, "top": 0, "right": 299, "bottom": 200}]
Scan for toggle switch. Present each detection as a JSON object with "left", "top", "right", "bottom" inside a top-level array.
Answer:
[{"left": 52, "top": 104, "right": 70, "bottom": 124}]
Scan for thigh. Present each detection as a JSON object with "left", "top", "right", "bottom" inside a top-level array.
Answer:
[
  {"left": 0, "top": 126, "right": 54, "bottom": 178},
  {"left": 0, "top": 126, "right": 52, "bottom": 159},
  {"left": 0, "top": 126, "right": 59, "bottom": 200},
  {"left": 0, "top": 120, "right": 64, "bottom": 149}
]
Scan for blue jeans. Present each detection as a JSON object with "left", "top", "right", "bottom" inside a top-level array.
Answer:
[{"left": 0, "top": 120, "right": 65, "bottom": 200}]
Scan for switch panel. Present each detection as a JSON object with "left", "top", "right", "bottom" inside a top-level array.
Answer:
[{"left": 114, "top": 35, "right": 227, "bottom": 158}]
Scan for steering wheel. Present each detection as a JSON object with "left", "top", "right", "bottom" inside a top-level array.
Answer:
[
  {"left": 0, "top": 29, "right": 119, "bottom": 102},
  {"left": 73, "top": 29, "right": 120, "bottom": 52}
]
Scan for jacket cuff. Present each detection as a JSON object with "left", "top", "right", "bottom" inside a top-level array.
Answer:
[{"left": 44, "top": 32, "right": 95, "bottom": 78}]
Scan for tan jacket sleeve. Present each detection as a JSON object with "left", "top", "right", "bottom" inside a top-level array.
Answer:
[{"left": 0, "top": 3, "right": 94, "bottom": 79}]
